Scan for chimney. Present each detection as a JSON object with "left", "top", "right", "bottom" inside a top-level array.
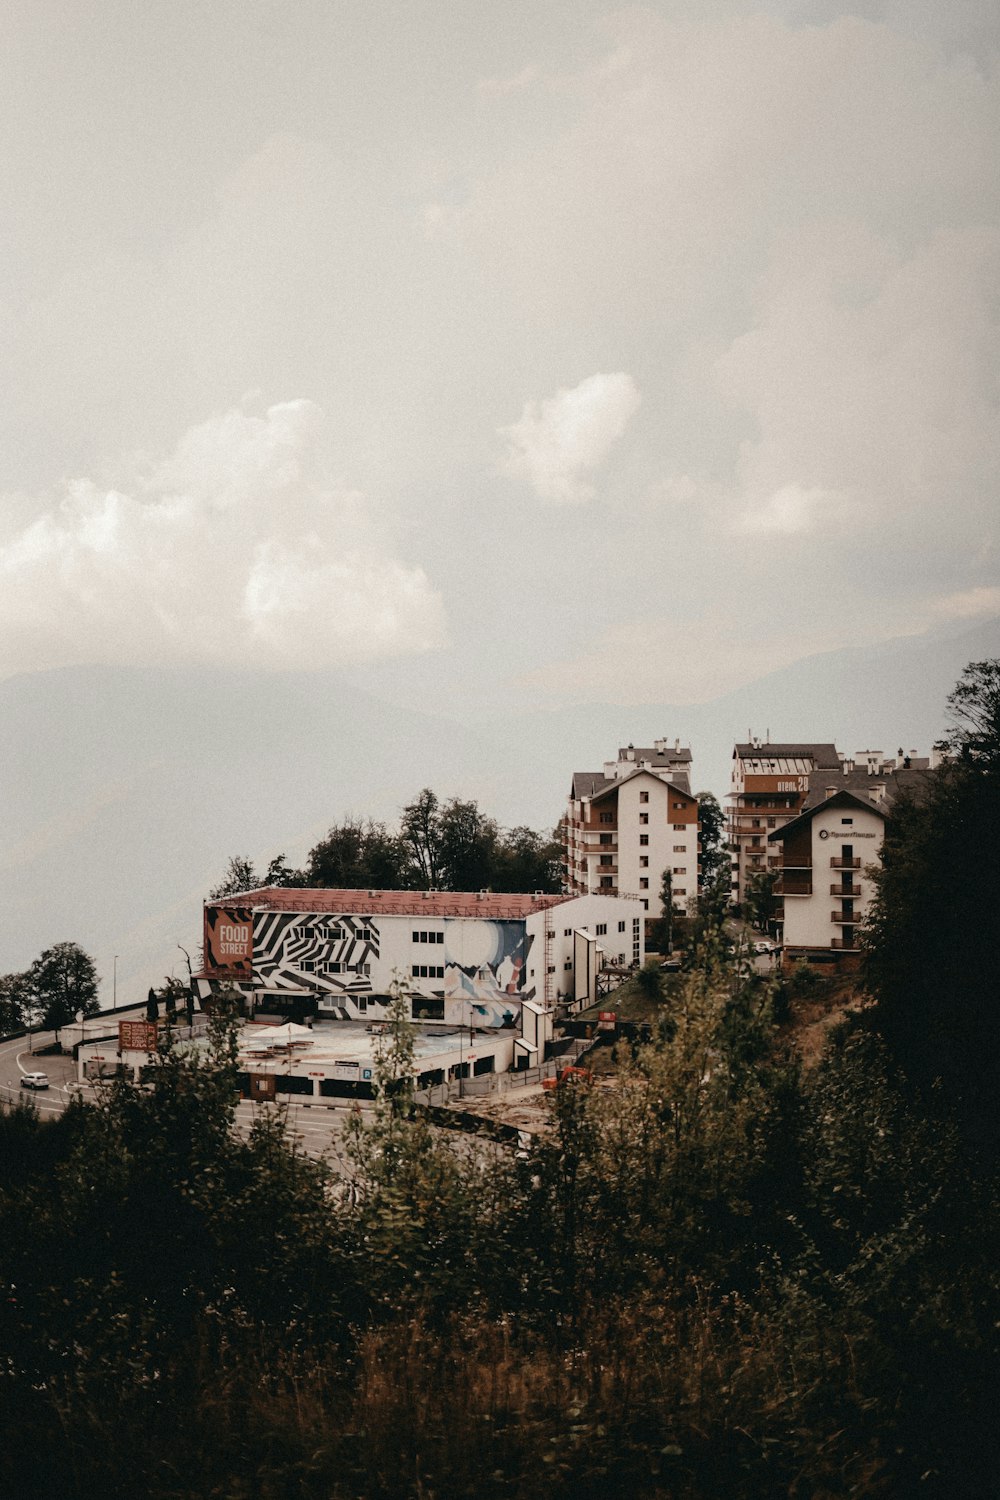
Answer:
[
  {"left": 825, "top": 786, "right": 837, "bottom": 799},
  {"left": 674, "top": 737, "right": 680, "bottom": 753}
]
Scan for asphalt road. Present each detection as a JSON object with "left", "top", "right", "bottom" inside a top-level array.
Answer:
[{"left": 0, "top": 1028, "right": 494, "bottom": 1167}]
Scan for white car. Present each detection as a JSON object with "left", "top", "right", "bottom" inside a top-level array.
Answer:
[
  {"left": 20, "top": 1071, "right": 49, "bottom": 1090},
  {"left": 753, "top": 941, "right": 773, "bottom": 955}
]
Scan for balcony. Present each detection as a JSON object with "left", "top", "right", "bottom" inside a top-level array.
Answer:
[
  {"left": 830, "top": 856, "right": 861, "bottom": 869},
  {"left": 775, "top": 879, "right": 812, "bottom": 897},
  {"left": 830, "top": 911, "right": 859, "bottom": 924},
  {"left": 831, "top": 937, "right": 859, "bottom": 951},
  {"left": 830, "top": 883, "right": 861, "bottom": 896}
]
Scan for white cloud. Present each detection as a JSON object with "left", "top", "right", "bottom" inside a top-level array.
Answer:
[
  {"left": 739, "top": 484, "right": 852, "bottom": 536},
  {"left": 501, "top": 372, "right": 640, "bottom": 504},
  {"left": 0, "top": 401, "right": 447, "bottom": 676},
  {"left": 929, "top": 585, "right": 1000, "bottom": 619}
]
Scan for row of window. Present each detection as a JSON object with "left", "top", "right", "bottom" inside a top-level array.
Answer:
[
  {"left": 301, "top": 960, "right": 371, "bottom": 975},
  {"left": 317, "top": 925, "right": 372, "bottom": 941},
  {"left": 412, "top": 930, "right": 444, "bottom": 944},
  {"left": 412, "top": 964, "right": 445, "bottom": 979}
]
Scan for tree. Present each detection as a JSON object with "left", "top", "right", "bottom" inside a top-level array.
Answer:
[
  {"left": 492, "top": 825, "right": 562, "bottom": 894},
  {"left": 306, "top": 818, "right": 406, "bottom": 889},
  {"left": 863, "top": 660, "right": 1000, "bottom": 1150},
  {"left": 696, "top": 791, "right": 728, "bottom": 889},
  {"left": 659, "top": 868, "right": 674, "bottom": 954},
  {"left": 0, "top": 971, "right": 31, "bottom": 1035},
  {"left": 743, "top": 869, "right": 777, "bottom": 931},
  {"left": 263, "top": 852, "right": 306, "bottom": 887},
  {"left": 209, "top": 855, "right": 261, "bottom": 900},
  {"left": 28, "top": 942, "right": 100, "bottom": 1038},
  {"left": 437, "top": 797, "right": 500, "bottom": 890},
  {"left": 399, "top": 788, "right": 443, "bottom": 888}
]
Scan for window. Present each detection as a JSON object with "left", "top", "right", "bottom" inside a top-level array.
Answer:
[
  {"left": 596, "top": 923, "right": 607, "bottom": 935},
  {"left": 841, "top": 817, "right": 854, "bottom": 825},
  {"left": 672, "top": 867, "right": 687, "bottom": 875},
  {"left": 639, "top": 790, "right": 649, "bottom": 803},
  {"left": 411, "top": 963, "right": 445, "bottom": 979},
  {"left": 299, "top": 959, "right": 316, "bottom": 972},
  {"left": 547, "top": 964, "right": 555, "bottom": 974},
  {"left": 564, "top": 958, "right": 572, "bottom": 970},
  {"left": 319, "top": 924, "right": 344, "bottom": 940},
  {"left": 358, "top": 928, "right": 372, "bottom": 941},
  {"left": 600, "top": 877, "right": 613, "bottom": 889},
  {"left": 322, "top": 961, "right": 343, "bottom": 974},
  {"left": 640, "top": 834, "right": 649, "bottom": 846},
  {"left": 599, "top": 855, "right": 612, "bottom": 866},
  {"left": 675, "top": 888, "right": 687, "bottom": 898},
  {"left": 672, "top": 823, "right": 686, "bottom": 831},
  {"left": 564, "top": 928, "right": 572, "bottom": 936},
  {"left": 640, "top": 855, "right": 649, "bottom": 867},
  {"left": 767, "top": 818, "right": 776, "bottom": 828},
  {"left": 642, "top": 899, "right": 648, "bottom": 910},
  {"left": 412, "top": 996, "right": 445, "bottom": 1020},
  {"left": 673, "top": 844, "right": 686, "bottom": 852},
  {"left": 640, "top": 878, "right": 649, "bottom": 889},
  {"left": 412, "top": 930, "right": 444, "bottom": 944},
  {"left": 599, "top": 833, "right": 612, "bottom": 845},
  {"left": 639, "top": 812, "right": 649, "bottom": 825},
  {"left": 356, "top": 996, "right": 368, "bottom": 1014},
  {"left": 672, "top": 801, "right": 686, "bottom": 810},
  {"left": 599, "top": 811, "right": 613, "bottom": 824},
  {"left": 618, "top": 921, "right": 626, "bottom": 932}
]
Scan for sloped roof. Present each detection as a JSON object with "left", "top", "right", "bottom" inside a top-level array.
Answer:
[
  {"left": 734, "top": 742, "right": 841, "bottom": 765},
  {"left": 768, "top": 768, "right": 934, "bottom": 842},
  {"left": 589, "top": 766, "right": 694, "bottom": 801}
]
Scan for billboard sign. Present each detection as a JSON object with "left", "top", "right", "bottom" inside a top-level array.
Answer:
[
  {"left": 205, "top": 906, "right": 253, "bottom": 973},
  {"left": 119, "top": 1020, "right": 159, "bottom": 1053}
]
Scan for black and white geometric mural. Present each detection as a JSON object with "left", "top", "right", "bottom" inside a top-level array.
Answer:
[{"left": 251, "top": 911, "right": 380, "bottom": 996}]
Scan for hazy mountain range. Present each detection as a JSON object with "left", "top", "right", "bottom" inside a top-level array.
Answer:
[{"left": 2, "top": 617, "right": 996, "bottom": 1004}]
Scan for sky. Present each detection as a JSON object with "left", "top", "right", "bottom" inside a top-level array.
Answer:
[{"left": 1, "top": 0, "right": 998, "bottom": 720}]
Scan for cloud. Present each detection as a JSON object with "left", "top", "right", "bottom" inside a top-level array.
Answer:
[
  {"left": 501, "top": 372, "right": 640, "bottom": 504},
  {"left": 0, "top": 401, "right": 447, "bottom": 676},
  {"left": 929, "top": 585, "right": 1000, "bottom": 619}
]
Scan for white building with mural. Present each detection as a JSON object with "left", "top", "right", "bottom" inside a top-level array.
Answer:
[{"left": 195, "top": 886, "right": 645, "bottom": 1036}]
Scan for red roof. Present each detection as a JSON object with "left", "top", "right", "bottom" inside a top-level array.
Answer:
[{"left": 207, "top": 887, "right": 574, "bottom": 920}]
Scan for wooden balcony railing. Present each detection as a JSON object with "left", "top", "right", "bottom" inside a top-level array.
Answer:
[{"left": 830, "top": 857, "right": 861, "bottom": 869}]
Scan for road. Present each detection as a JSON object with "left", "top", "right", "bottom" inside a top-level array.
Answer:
[{"left": 0, "top": 1028, "right": 498, "bottom": 1166}]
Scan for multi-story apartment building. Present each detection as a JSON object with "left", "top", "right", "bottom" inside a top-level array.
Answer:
[
  {"left": 768, "top": 756, "right": 932, "bottom": 964},
  {"left": 728, "top": 740, "right": 841, "bottom": 905},
  {"left": 563, "top": 740, "right": 699, "bottom": 913}
]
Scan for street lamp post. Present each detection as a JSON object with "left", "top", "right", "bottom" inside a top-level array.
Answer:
[{"left": 113, "top": 954, "right": 118, "bottom": 1010}]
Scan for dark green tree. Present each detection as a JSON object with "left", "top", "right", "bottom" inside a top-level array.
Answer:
[
  {"left": 306, "top": 818, "right": 405, "bottom": 889},
  {"left": 28, "top": 942, "right": 100, "bottom": 1038},
  {"left": 492, "top": 825, "right": 563, "bottom": 893},
  {"left": 744, "top": 869, "right": 777, "bottom": 931},
  {"left": 659, "top": 867, "right": 674, "bottom": 953},
  {"left": 437, "top": 797, "right": 500, "bottom": 890},
  {"left": 696, "top": 790, "right": 728, "bottom": 889},
  {"left": 0, "top": 971, "right": 31, "bottom": 1035},
  {"left": 209, "top": 854, "right": 260, "bottom": 899},
  {"left": 864, "top": 659, "right": 1000, "bottom": 1149},
  {"left": 399, "top": 788, "right": 443, "bottom": 888}
]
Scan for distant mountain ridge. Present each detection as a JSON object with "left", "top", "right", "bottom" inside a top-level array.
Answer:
[{"left": 1, "top": 617, "right": 996, "bottom": 1002}]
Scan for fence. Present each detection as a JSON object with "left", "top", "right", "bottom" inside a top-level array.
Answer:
[{"left": 412, "top": 1035, "right": 597, "bottom": 1109}]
